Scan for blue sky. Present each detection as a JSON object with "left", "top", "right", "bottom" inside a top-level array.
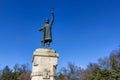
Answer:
[{"left": 0, "top": 0, "right": 120, "bottom": 70}]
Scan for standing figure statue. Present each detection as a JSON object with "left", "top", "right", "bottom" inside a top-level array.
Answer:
[{"left": 39, "top": 9, "right": 54, "bottom": 48}]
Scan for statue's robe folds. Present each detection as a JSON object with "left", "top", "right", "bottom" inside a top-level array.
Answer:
[
  {"left": 44, "top": 24, "right": 52, "bottom": 42},
  {"left": 40, "top": 12, "right": 54, "bottom": 45}
]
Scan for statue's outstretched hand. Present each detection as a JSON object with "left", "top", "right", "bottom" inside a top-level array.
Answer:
[{"left": 39, "top": 26, "right": 44, "bottom": 31}]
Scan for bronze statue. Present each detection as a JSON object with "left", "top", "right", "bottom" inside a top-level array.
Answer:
[{"left": 39, "top": 9, "right": 54, "bottom": 48}]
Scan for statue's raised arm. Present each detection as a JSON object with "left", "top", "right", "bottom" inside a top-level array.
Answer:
[
  {"left": 39, "top": 9, "right": 55, "bottom": 48},
  {"left": 50, "top": 8, "right": 54, "bottom": 26}
]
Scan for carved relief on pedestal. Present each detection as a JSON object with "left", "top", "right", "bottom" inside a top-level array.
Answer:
[
  {"left": 43, "top": 69, "right": 50, "bottom": 79},
  {"left": 31, "top": 48, "right": 59, "bottom": 80}
]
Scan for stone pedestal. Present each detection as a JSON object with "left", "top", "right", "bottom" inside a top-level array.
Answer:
[{"left": 31, "top": 48, "right": 59, "bottom": 80}]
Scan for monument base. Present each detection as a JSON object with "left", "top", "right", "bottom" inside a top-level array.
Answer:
[{"left": 31, "top": 48, "right": 59, "bottom": 80}]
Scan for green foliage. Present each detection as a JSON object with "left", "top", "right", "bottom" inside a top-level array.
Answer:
[
  {"left": 84, "top": 48, "right": 120, "bottom": 80},
  {"left": 0, "top": 66, "right": 12, "bottom": 80},
  {"left": 57, "top": 48, "right": 120, "bottom": 80},
  {"left": 0, "top": 64, "right": 30, "bottom": 80},
  {"left": 57, "top": 74, "right": 66, "bottom": 80}
]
